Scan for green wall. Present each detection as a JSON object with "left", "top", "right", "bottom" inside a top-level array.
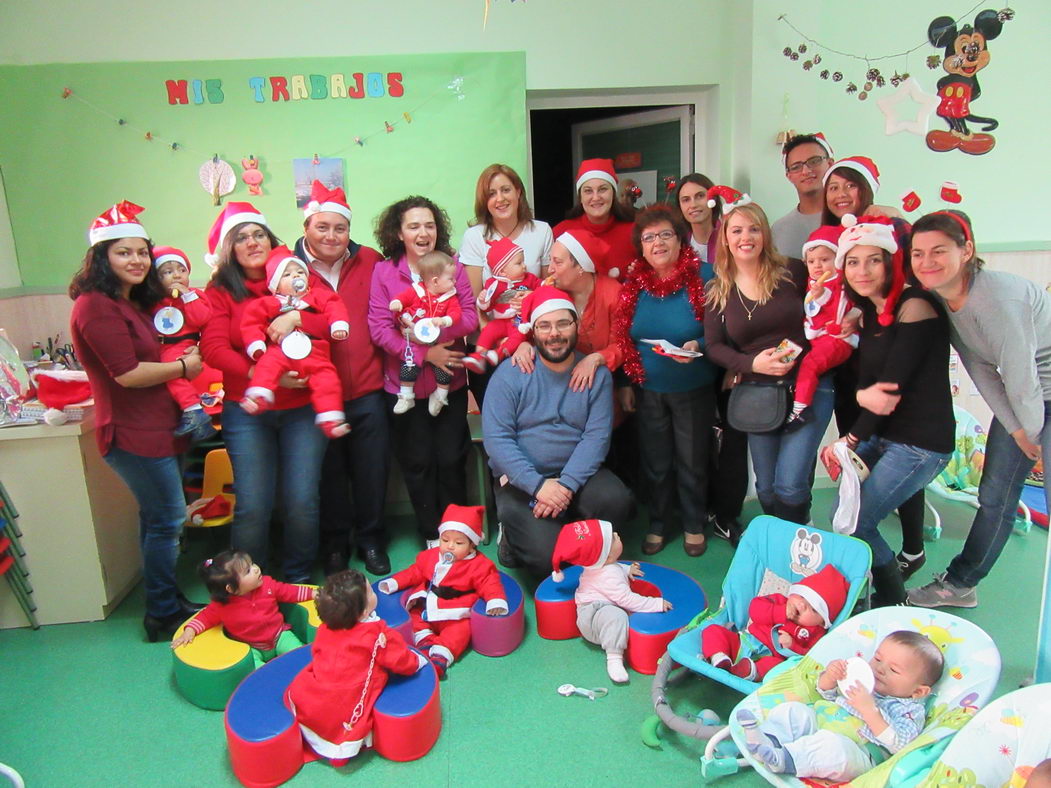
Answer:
[{"left": 0, "top": 52, "right": 526, "bottom": 289}]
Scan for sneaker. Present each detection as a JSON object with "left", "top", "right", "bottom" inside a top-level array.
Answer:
[
  {"left": 393, "top": 395, "right": 415, "bottom": 415},
  {"left": 907, "top": 572, "right": 978, "bottom": 609},
  {"left": 896, "top": 551, "right": 926, "bottom": 581},
  {"left": 712, "top": 516, "right": 743, "bottom": 548},
  {"left": 463, "top": 352, "right": 488, "bottom": 374},
  {"left": 175, "top": 407, "right": 213, "bottom": 437},
  {"left": 189, "top": 419, "right": 218, "bottom": 444}
]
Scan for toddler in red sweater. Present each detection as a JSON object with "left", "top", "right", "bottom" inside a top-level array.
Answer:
[
  {"left": 151, "top": 246, "right": 216, "bottom": 442},
  {"left": 171, "top": 549, "right": 315, "bottom": 668},
  {"left": 700, "top": 564, "right": 849, "bottom": 681},
  {"left": 388, "top": 251, "right": 463, "bottom": 416},
  {"left": 287, "top": 569, "right": 426, "bottom": 766}
]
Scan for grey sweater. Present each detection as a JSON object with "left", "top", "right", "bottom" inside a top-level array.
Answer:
[
  {"left": 482, "top": 352, "right": 613, "bottom": 496},
  {"left": 942, "top": 269, "right": 1051, "bottom": 440}
]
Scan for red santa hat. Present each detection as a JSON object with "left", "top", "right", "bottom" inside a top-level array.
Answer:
[
  {"left": 705, "top": 185, "right": 752, "bottom": 216},
  {"left": 574, "top": 158, "right": 618, "bottom": 192},
  {"left": 187, "top": 495, "right": 232, "bottom": 525},
  {"left": 781, "top": 131, "right": 835, "bottom": 166},
  {"left": 33, "top": 369, "right": 93, "bottom": 426},
  {"left": 153, "top": 245, "right": 191, "bottom": 273},
  {"left": 204, "top": 201, "right": 268, "bottom": 268},
  {"left": 787, "top": 564, "right": 849, "bottom": 629},
  {"left": 556, "top": 229, "right": 611, "bottom": 276},
  {"left": 517, "top": 285, "right": 577, "bottom": 335},
  {"left": 823, "top": 156, "right": 881, "bottom": 195},
  {"left": 303, "top": 180, "right": 352, "bottom": 223},
  {"left": 486, "top": 237, "right": 524, "bottom": 278},
  {"left": 835, "top": 214, "right": 904, "bottom": 327},
  {"left": 88, "top": 201, "right": 148, "bottom": 246},
  {"left": 437, "top": 504, "right": 485, "bottom": 546},
  {"left": 264, "top": 245, "right": 308, "bottom": 293},
  {"left": 801, "top": 225, "right": 844, "bottom": 257},
  {"left": 550, "top": 519, "right": 614, "bottom": 582}
]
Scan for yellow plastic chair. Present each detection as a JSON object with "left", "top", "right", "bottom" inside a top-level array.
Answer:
[{"left": 187, "top": 448, "right": 235, "bottom": 529}]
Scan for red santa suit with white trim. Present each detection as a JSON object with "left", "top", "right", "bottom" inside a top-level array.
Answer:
[{"left": 378, "top": 505, "right": 506, "bottom": 673}]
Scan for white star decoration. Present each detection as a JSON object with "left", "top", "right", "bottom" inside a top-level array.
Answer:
[{"left": 876, "top": 77, "right": 940, "bottom": 137}]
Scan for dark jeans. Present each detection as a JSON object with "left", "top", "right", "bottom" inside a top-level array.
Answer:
[
  {"left": 103, "top": 447, "right": 185, "bottom": 618},
  {"left": 948, "top": 405, "right": 1051, "bottom": 587},
  {"left": 709, "top": 385, "right": 748, "bottom": 522},
  {"left": 387, "top": 386, "right": 470, "bottom": 540},
  {"left": 221, "top": 402, "right": 327, "bottom": 582},
  {"left": 636, "top": 384, "right": 716, "bottom": 536},
  {"left": 319, "top": 391, "right": 390, "bottom": 553},
  {"left": 494, "top": 467, "right": 634, "bottom": 577}
]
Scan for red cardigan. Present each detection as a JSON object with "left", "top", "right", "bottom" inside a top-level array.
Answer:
[{"left": 183, "top": 576, "right": 314, "bottom": 650}]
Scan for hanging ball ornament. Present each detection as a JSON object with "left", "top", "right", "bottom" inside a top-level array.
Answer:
[
  {"left": 803, "top": 60, "right": 813, "bottom": 70},
  {"left": 997, "top": 7, "right": 1015, "bottom": 22},
  {"left": 864, "top": 81, "right": 873, "bottom": 92},
  {"left": 797, "top": 43, "right": 807, "bottom": 53},
  {"left": 820, "top": 69, "right": 830, "bottom": 80},
  {"left": 813, "top": 54, "right": 822, "bottom": 64},
  {"left": 901, "top": 72, "right": 910, "bottom": 80},
  {"left": 927, "top": 55, "right": 942, "bottom": 69},
  {"left": 832, "top": 71, "right": 843, "bottom": 82},
  {"left": 858, "top": 91, "right": 868, "bottom": 101}
]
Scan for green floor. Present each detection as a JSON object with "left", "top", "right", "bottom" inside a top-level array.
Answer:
[{"left": 1, "top": 489, "right": 1046, "bottom": 787}]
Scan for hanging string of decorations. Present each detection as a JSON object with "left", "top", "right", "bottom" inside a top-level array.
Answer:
[{"left": 777, "top": 4, "right": 1014, "bottom": 101}]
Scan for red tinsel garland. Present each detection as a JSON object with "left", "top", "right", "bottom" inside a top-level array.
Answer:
[{"left": 613, "top": 245, "right": 707, "bottom": 384}]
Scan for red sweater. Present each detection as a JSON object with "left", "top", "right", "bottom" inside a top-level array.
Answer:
[
  {"left": 552, "top": 215, "right": 635, "bottom": 281},
  {"left": 747, "top": 593, "right": 826, "bottom": 656},
  {"left": 70, "top": 292, "right": 185, "bottom": 457},
  {"left": 201, "top": 277, "right": 327, "bottom": 407},
  {"left": 183, "top": 576, "right": 314, "bottom": 650}
]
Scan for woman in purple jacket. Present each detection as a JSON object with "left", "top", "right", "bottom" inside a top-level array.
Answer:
[{"left": 368, "top": 196, "right": 479, "bottom": 545}]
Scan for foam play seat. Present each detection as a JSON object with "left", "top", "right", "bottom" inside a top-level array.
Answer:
[
  {"left": 534, "top": 561, "right": 705, "bottom": 674},
  {"left": 225, "top": 644, "right": 440, "bottom": 787},
  {"left": 469, "top": 571, "right": 525, "bottom": 657}
]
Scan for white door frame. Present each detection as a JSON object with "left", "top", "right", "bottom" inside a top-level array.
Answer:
[
  {"left": 570, "top": 105, "right": 693, "bottom": 187},
  {"left": 525, "top": 86, "right": 718, "bottom": 205}
]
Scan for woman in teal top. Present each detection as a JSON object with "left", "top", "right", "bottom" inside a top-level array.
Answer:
[{"left": 613, "top": 205, "right": 716, "bottom": 557}]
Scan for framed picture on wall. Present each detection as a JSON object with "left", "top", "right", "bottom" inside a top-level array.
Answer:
[{"left": 292, "top": 158, "right": 345, "bottom": 208}]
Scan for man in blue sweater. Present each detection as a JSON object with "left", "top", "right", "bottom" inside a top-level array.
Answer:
[{"left": 482, "top": 288, "right": 633, "bottom": 575}]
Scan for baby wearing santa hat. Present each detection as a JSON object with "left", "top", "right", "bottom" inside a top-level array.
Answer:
[
  {"left": 378, "top": 504, "right": 507, "bottom": 678},
  {"left": 551, "top": 519, "right": 672, "bottom": 684},
  {"left": 700, "top": 563, "right": 849, "bottom": 681}
]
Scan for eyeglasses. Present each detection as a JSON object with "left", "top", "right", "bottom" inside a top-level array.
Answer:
[
  {"left": 234, "top": 230, "right": 269, "bottom": 245},
  {"left": 640, "top": 230, "right": 677, "bottom": 244},
  {"left": 786, "top": 155, "right": 829, "bottom": 175},
  {"left": 533, "top": 319, "right": 575, "bottom": 335}
]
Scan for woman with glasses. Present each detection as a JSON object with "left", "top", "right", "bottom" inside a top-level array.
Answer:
[
  {"left": 612, "top": 205, "right": 717, "bottom": 556},
  {"left": 201, "top": 203, "right": 329, "bottom": 583}
]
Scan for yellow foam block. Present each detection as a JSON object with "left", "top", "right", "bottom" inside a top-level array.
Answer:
[{"left": 174, "top": 624, "right": 250, "bottom": 670}]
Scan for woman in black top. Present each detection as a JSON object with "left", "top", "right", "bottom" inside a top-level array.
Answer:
[{"left": 820, "top": 217, "right": 954, "bottom": 606}]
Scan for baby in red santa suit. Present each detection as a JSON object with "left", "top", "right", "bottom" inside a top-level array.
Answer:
[
  {"left": 700, "top": 563, "right": 849, "bottom": 681},
  {"left": 551, "top": 519, "right": 672, "bottom": 685},
  {"left": 378, "top": 504, "right": 507, "bottom": 678},
  {"left": 287, "top": 569, "right": 427, "bottom": 767},
  {"left": 171, "top": 549, "right": 315, "bottom": 667},
  {"left": 151, "top": 246, "right": 216, "bottom": 442},
  {"left": 240, "top": 245, "right": 351, "bottom": 438}
]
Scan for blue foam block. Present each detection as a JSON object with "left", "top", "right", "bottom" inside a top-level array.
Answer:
[
  {"left": 471, "top": 571, "right": 524, "bottom": 615},
  {"left": 226, "top": 645, "right": 311, "bottom": 743}
]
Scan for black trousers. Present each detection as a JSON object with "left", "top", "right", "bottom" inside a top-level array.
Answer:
[
  {"left": 386, "top": 386, "right": 470, "bottom": 540},
  {"left": 319, "top": 391, "right": 391, "bottom": 554},
  {"left": 708, "top": 385, "right": 749, "bottom": 523},
  {"left": 636, "top": 385, "right": 716, "bottom": 536},
  {"left": 494, "top": 467, "right": 634, "bottom": 577}
]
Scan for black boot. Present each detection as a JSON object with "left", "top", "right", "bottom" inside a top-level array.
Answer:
[
  {"left": 870, "top": 561, "right": 907, "bottom": 608},
  {"left": 775, "top": 499, "right": 810, "bottom": 525}
]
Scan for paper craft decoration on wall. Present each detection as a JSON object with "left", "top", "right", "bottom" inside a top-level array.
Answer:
[
  {"left": 199, "top": 157, "right": 236, "bottom": 205},
  {"left": 292, "top": 158, "right": 344, "bottom": 209},
  {"left": 241, "top": 156, "right": 264, "bottom": 196},
  {"left": 925, "top": 9, "right": 1010, "bottom": 155}
]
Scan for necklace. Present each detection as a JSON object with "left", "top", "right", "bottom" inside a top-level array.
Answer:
[{"left": 735, "top": 284, "right": 758, "bottom": 321}]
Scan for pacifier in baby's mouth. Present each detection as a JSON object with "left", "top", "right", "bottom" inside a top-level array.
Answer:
[
  {"left": 440, "top": 551, "right": 455, "bottom": 565},
  {"left": 291, "top": 277, "right": 307, "bottom": 293}
]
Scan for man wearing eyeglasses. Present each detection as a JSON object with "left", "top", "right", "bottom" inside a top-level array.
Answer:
[
  {"left": 771, "top": 133, "right": 835, "bottom": 258},
  {"left": 482, "top": 288, "right": 633, "bottom": 576}
]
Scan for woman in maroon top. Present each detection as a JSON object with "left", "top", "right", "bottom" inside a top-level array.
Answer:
[
  {"left": 69, "top": 201, "right": 205, "bottom": 642},
  {"left": 200, "top": 203, "right": 329, "bottom": 584}
]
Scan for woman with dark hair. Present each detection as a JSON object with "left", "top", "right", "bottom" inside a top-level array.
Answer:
[
  {"left": 201, "top": 202, "right": 329, "bottom": 584},
  {"left": 820, "top": 216, "right": 953, "bottom": 606},
  {"left": 367, "top": 196, "right": 479, "bottom": 545},
  {"left": 704, "top": 201, "right": 833, "bottom": 525},
  {"left": 69, "top": 201, "right": 204, "bottom": 641},
  {"left": 612, "top": 205, "right": 717, "bottom": 556},
  {"left": 906, "top": 210, "right": 1051, "bottom": 620},
  {"left": 552, "top": 158, "right": 636, "bottom": 281},
  {"left": 459, "top": 163, "right": 553, "bottom": 295},
  {"left": 675, "top": 173, "right": 719, "bottom": 264}
]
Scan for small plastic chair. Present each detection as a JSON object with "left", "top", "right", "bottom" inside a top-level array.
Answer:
[{"left": 187, "top": 448, "right": 235, "bottom": 529}]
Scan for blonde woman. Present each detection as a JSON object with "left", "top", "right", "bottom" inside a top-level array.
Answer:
[{"left": 703, "top": 202, "right": 834, "bottom": 525}]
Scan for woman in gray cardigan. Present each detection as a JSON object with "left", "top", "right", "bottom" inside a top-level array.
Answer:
[{"left": 899, "top": 211, "right": 1051, "bottom": 631}]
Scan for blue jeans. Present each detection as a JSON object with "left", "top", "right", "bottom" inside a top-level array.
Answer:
[
  {"left": 948, "top": 403, "right": 1051, "bottom": 588},
  {"left": 103, "top": 447, "right": 186, "bottom": 619},
  {"left": 842, "top": 437, "right": 950, "bottom": 568},
  {"left": 221, "top": 402, "right": 328, "bottom": 582},
  {"left": 748, "top": 376, "right": 834, "bottom": 520}
]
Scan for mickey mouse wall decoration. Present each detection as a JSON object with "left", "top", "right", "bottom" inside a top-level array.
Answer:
[{"left": 925, "top": 9, "right": 1011, "bottom": 155}]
